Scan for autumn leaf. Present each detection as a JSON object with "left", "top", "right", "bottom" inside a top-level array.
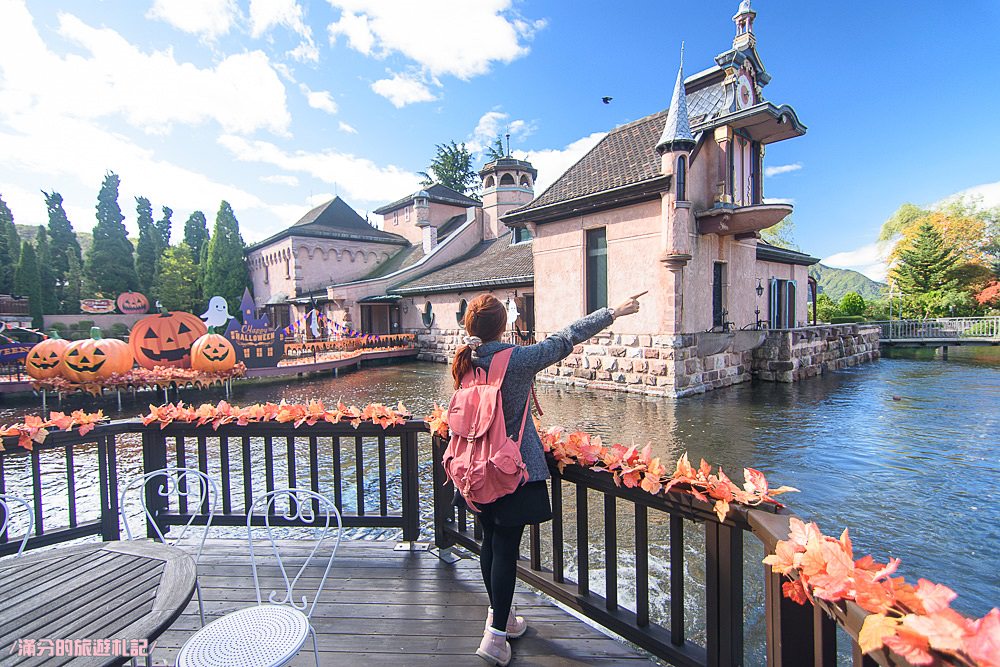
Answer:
[
  {"left": 859, "top": 613, "right": 900, "bottom": 654},
  {"left": 882, "top": 625, "right": 934, "bottom": 665},
  {"left": 763, "top": 540, "right": 800, "bottom": 576},
  {"left": 781, "top": 578, "right": 809, "bottom": 605},
  {"left": 964, "top": 607, "right": 1000, "bottom": 667},
  {"left": 713, "top": 499, "right": 730, "bottom": 523},
  {"left": 913, "top": 578, "right": 957, "bottom": 614},
  {"left": 901, "top": 609, "right": 969, "bottom": 653}
]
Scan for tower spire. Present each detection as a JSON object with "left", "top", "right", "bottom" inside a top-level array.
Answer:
[{"left": 656, "top": 43, "right": 695, "bottom": 154}]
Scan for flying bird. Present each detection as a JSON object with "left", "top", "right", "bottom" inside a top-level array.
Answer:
[
  {"left": 201, "top": 296, "right": 233, "bottom": 329},
  {"left": 602, "top": 96, "right": 613, "bottom": 104}
]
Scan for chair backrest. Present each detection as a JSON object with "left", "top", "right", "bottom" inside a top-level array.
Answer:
[
  {"left": 120, "top": 467, "right": 219, "bottom": 562},
  {"left": 0, "top": 494, "right": 33, "bottom": 558},
  {"left": 247, "top": 489, "right": 342, "bottom": 619}
]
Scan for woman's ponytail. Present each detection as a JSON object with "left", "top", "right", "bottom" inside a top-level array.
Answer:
[
  {"left": 450, "top": 294, "right": 507, "bottom": 389},
  {"left": 452, "top": 345, "right": 473, "bottom": 389}
]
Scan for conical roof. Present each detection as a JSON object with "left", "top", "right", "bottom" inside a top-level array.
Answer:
[{"left": 656, "top": 50, "right": 695, "bottom": 153}]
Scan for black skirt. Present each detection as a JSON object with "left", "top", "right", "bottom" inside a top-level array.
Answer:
[{"left": 454, "top": 480, "right": 553, "bottom": 527}]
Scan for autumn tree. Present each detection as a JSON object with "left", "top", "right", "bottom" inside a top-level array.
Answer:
[
  {"left": 153, "top": 243, "right": 200, "bottom": 313},
  {"left": 43, "top": 191, "right": 83, "bottom": 312},
  {"left": 134, "top": 196, "right": 159, "bottom": 295},
  {"left": 14, "top": 241, "right": 42, "bottom": 327},
  {"left": 0, "top": 194, "right": 17, "bottom": 293},
  {"left": 419, "top": 141, "right": 479, "bottom": 196},
  {"left": 85, "top": 172, "right": 138, "bottom": 296},
  {"left": 202, "top": 201, "right": 249, "bottom": 315},
  {"left": 34, "top": 227, "right": 58, "bottom": 314}
]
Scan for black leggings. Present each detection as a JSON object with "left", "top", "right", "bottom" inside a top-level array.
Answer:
[{"left": 478, "top": 519, "right": 525, "bottom": 632}]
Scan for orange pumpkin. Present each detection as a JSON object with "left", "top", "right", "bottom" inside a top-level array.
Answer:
[
  {"left": 61, "top": 327, "right": 133, "bottom": 383},
  {"left": 130, "top": 311, "right": 207, "bottom": 369},
  {"left": 25, "top": 332, "right": 69, "bottom": 380},
  {"left": 116, "top": 291, "right": 150, "bottom": 314},
  {"left": 190, "top": 328, "right": 236, "bottom": 372}
]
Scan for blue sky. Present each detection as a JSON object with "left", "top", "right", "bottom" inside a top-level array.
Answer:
[{"left": 1, "top": 0, "right": 998, "bottom": 280}]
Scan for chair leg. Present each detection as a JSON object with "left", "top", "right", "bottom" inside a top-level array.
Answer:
[
  {"left": 196, "top": 579, "right": 205, "bottom": 627},
  {"left": 309, "top": 625, "right": 319, "bottom": 667}
]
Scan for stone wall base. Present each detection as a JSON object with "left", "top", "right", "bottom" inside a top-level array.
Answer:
[{"left": 408, "top": 324, "right": 881, "bottom": 397}]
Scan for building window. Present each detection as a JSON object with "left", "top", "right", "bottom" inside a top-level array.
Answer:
[
  {"left": 484, "top": 175, "right": 495, "bottom": 188},
  {"left": 404, "top": 206, "right": 410, "bottom": 222},
  {"left": 519, "top": 175, "right": 531, "bottom": 187},
  {"left": 768, "top": 278, "right": 797, "bottom": 329},
  {"left": 393, "top": 210, "right": 398, "bottom": 226},
  {"left": 676, "top": 156, "right": 687, "bottom": 201},
  {"left": 712, "top": 262, "right": 728, "bottom": 328},
  {"left": 586, "top": 228, "right": 608, "bottom": 312},
  {"left": 512, "top": 226, "right": 532, "bottom": 244},
  {"left": 263, "top": 264, "right": 269, "bottom": 284},
  {"left": 500, "top": 173, "right": 515, "bottom": 186},
  {"left": 456, "top": 299, "right": 468, "bottom": 326},
  {"left": 421, "top": 301, "right": 434, "bottom": 328},
  {"left": 284, "top": 257, "right": 290, "bottom": 279}
]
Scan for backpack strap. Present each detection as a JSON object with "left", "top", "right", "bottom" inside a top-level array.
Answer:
[{"left": 485, "top": 347, "right": 515, "bottom": 387}]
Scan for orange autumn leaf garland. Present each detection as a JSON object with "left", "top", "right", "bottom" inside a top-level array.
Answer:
[
  {"left": 0, "top": 410, "right": 107, "bottom": 451},
  {"left": 764, "top": 517, "right": 1000, "bottom": 667},
  {"left": 423, "top": 405, "right": 797, "bottom": 522},
  {"left": 142, "top": 400, "right": 411, "bottom": 431}
]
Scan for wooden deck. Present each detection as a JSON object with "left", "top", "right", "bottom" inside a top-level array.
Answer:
[{"left": 151, "top": 539, "right": 654, "bottom": 666}]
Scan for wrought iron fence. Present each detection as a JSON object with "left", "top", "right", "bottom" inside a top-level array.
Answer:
[{"left": 871, "top": 317, "right": 1000, "bottom": 341}]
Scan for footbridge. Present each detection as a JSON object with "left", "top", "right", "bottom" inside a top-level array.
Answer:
[{"left": 870, "top": 317, "right": 999, "bottom": 356}]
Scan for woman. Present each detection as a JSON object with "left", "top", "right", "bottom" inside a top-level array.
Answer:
[{"left": 452, "top": 293, "right": 643, "bottom": 666}]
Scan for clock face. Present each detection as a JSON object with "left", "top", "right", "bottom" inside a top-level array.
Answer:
[{"left": 736, "top": 72, "right": 755, "bottom": 110}]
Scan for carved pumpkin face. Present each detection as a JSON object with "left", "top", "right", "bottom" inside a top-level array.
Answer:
[
  {"left": 26, "top": 335, "right": 69, "bottom": 380},
  {"left": 130, "top": 311, "right": 207, "bottom": 369},
  {"left": 190, "top": 330, "right": 236, "bottom": 372},
  {"left": 117, "top": 291, "right": 149, "bottom": 314},
  {"left": 61, "top": 328, "right": 133, "bottom": 383}
]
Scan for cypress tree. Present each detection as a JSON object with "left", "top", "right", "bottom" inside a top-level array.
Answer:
[
  {"left": 892, "top": 221, "right": 961, "bottom": 294},
  {"left": 156, "top": 206, "right": 172, "bottom": 252},
  {"left": 202, "top": 201, "right": 250, "bottom": 315},
  {"left": 183, "top": 211, "right": 209, "bottom": 265},
  {"left": 85, "top": 172, "right": 138, "bottom": 296},
  {"left": 35, "top": 226, "right": 58, "bottom": 315},
  {"left": 14, "top": 241, "right": 42, "bottom": 328},
  {"left": 43, "top": 191, "right": 83, "bottom": 312},
  {"left": 153, "top": 243, "right": 199, "bottom": 313},
  {"left": 0, "top": 195, "right": 17, "bottom": 293},
  {"left": 134, "top": 196, "right": 158, "bottom": 295},
  {"left": 65, "top": 253, "right": 82, "bottom": 314}
]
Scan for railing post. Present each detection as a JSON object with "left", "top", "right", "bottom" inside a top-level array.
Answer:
[
  {"left": 141, "top": 429, "right": 169, "bottom": 540},
  {"left": 430, "top": 434, "right": 455, "bottom": 549},
  {"left": 705, "top": 520, "right": 743, "bottom": 667},
  {"left": 400, "top": 429, "right": 420, "bottom": 542},
  {"left": 96, "top": 433, "right": 120, "bottom": 541}
]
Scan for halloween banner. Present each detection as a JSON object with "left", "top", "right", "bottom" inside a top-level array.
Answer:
[
  {"left": 225, "top": 289, "right": 284, "bottom": 368},
  {"left": 80, "top": 298, "right": 116, "bottom": 314},
  {"left": 281, "top": 310, "right": 386, "bottom": 341}
]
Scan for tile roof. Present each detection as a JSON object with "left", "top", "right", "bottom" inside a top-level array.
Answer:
[
  {"left": 358, "top": 243, "right": 426, "bottom": 281},
  {"left": 247, "top": 197, "right": 407, "bottom": 250},
  {"left": 390, "top": 232, "right": 533, "bottom": 295},
  {"left": 373, "top": 183, "right": 481, "bottom": 215}
]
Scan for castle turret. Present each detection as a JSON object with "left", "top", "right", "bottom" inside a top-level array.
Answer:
[
  {"left": 732, "top": 0, "right": 756, "bottom": 51},
  {"left": 414, "top": 190, "right": 436, "bottom": 253},
  {"left": 658, "top": 48, "right": 695, "bottom": 273},
  {"left": 481, "top": 156, "right": 536, "bottom": 240}
]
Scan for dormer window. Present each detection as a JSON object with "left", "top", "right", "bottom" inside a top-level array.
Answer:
[{"left": 512, "top": 226, "right": 532, "bottom": 244}]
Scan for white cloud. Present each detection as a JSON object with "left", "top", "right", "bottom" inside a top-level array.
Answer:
[
  {"left": 468, "top": 110, "right": 535, "bottom": 153},
  {"left": 326, "top": 1, "right": 545, "bottom": 80},
  {"left": 218, "top": 134, "right": 420, "bottom": 205},
  {"left": 0, "top": 4, "right": 290, "bottom": 136},
  {"left": 371, "top": 71, "right": 436, "bottom": 108},
  {"left": 764, "top": 163, "right": 802, "bottom": 177},
  {"left": 823, "top": 242, "right": 892, "bottom": 282},
  {"left": 512, "top": 132, "right": 607, "bottom": 196},
  {"left": 299, "top": 84, "right": 338, "bottom": 114},
  {"left": 934, "top": 180, "right": 1000, "bottom": 209},
  {"left": 338, "top": 121, "right": 358, "bottom": 134},
  {"left": 249, "top": 0, "right": 318, "bottom": 62},
  {"left": 146, "top": 0, "right": 238, "bottom": 39},
  {"left": 260, "top": 174, "right": 300, "bottom": 187}
]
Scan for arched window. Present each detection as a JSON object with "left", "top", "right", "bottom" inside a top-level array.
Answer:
[
  {"left": 519, "top": 175, "right": 531, "bottom": 187},
  {"left": 421, "top": 301, "right": 435, "bottom": 328},
  {"left": 456, "top": 299, "right": 468, "bottom": 326},
  {"left": 676, "top": 156, "right": 687, "bottom": 201},
  {"left": 484, "top": 175, "right": 495, "bottom": 188},
  {"left": 499, "top": 173, "right": 515, "bottom": 186}
]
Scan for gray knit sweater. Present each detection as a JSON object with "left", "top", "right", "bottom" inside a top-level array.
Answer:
[{"left": 470, "top": 308, "right": 615, "bottom": 482}]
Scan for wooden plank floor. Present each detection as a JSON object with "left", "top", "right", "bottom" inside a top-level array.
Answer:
[{"left": 151, "top": 539, "right": 655, "bottom": 666}]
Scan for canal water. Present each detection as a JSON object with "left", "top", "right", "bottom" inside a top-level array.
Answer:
[{"left": 2, "top": 350, "right": 997, "bottom": 662}]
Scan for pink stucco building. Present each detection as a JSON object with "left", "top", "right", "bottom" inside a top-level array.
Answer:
[{"left": 245, "top": 1, "right": 879, "bottom": 396}]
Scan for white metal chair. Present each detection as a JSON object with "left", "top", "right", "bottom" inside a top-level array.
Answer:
[
  {"left": 120, "top": 467, "right": 218, "bottom": 626},
  {"left": 175, "top": 488, "right": 342, "bottom": 667},
  {"left": 0, "top": 494, "right": 33, "bottom": 557}
]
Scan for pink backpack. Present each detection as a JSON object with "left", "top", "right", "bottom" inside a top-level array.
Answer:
[{"left": 443, "top": 348, "right": 529, "bottom": 511}]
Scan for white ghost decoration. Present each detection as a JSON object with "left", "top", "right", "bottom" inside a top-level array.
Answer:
[
  {"left": 201, "top": 296, "right": 232, "bottom": 329},
  {"left": 505, "top": 297, "right": 520, "bottom": 325},
  {"left": 309, "top": 310, "right": 321, "bottom": 338}
]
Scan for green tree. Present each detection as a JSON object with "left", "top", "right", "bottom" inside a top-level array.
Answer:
[
  {"left": 64, "top": 252, "right": 82, "bottom": 313},
  {"left": 183, "top": 210, "right": 209, "bottom": 265},
  {"left": 760, "top": 216, "right": 799, "bottom": 250},
  {"left": 815, "top": 293, "right": 838, "bottom": 322},
  {"left": 419, "top": 141, "right": 479, "bottom": 196},
  {"left": 0, "top": 194, "right": 16, "bottom": 293},
  {"left": 43, "top": 191, "right": 83, "bottom": 313},
  {"left": 153, "top": 243, "right": 199, "bottom": 312},
  {"left": 14, "top": 240, "right": 42, "bottom": 327},
  {"left": 892, "top": 221, "right": 960, "bottom": 294},
  {"left": 202, "top": 201, "right": 249, "bottom": 314},
  {"left": 155, "top": 205, "right": 172, "bottom": 252},
  {"left": 134, "top": 196, "right": 159, "bottom": 295},
  {"left": 34, "top": 227, "right": 58, "bottom": 314},
  {"left": 838, "top": 291, "right": 866, "bottom": 316},
  {"left": 485, "top": 135, "right": 506, "bottom": 161},
  {"left": 85, "top": 172, "right": 138, "bottom": 296}
]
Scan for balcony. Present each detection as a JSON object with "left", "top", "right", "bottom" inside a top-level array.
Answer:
[{"left": 695, "top": 201, "right": 793, "bottom": 236}]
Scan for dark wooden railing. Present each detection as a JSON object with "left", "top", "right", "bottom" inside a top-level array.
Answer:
[{"left": 0, "top": 420, "right": 963, "bottom": 667}]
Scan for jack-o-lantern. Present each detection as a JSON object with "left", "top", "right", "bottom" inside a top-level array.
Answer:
[
  {"left": 117, "top": 291, "right": 150, "bottom": 314},
  {"left": 25, "top": 332, "right": 69, "bottom": 380},
  {"left": 61, "top": 327, "right": 133, "bottom": 383},
  {"left": 190, "top": 328, "right": 236, "bottom": 372},
  {"left": 130, "top": 311, "right": 207, "bottom": 369}
]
